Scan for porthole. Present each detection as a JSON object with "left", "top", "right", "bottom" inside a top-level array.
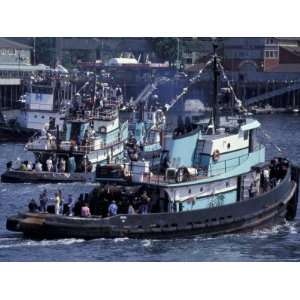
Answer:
[{"left": 41, "top": 115, "right": 45, "bottom": 119}]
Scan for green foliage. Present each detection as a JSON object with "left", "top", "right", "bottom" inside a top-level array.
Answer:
[
  {"left": 35, "top": 38, "right": 56, "bottom": 66},
  {"left": 151, "top": 38, "right": 180, "bottom": 63}
]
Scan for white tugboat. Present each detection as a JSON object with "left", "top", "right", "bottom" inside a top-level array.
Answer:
[{"left": 1, "top": 102, "right": 128, "bottom": 183}]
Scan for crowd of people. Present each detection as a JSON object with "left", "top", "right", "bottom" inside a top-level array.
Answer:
[
  {"left": 248, "top": 158, "right": 289, "bottom": 198},
  {"left": 28, "top": 189, "right": 75, "bottom": 216},
  {"left": 28, "top": 189, "right": 153, "bottom": 218},
  {"left": 7, "top": 156, "right": 68, "bottom": 173}
]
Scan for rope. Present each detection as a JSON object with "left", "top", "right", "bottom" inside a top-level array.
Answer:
[
  {"left": 167, "top": 58, "right": 213, "bottom": 110},
  {"left": 259, "top": 128, "right": 284, "bottom": 154},
  {"left": 217, "top": 60, "right": 247, "bottom": 112}
]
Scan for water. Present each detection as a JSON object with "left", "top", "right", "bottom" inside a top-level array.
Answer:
[{"left": 0, "top": 114, "right": 300, "bottom": 261}]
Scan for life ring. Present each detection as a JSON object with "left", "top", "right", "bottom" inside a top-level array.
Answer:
[{"left": 212, "top": 150, "right": 220, "bottom": 161}]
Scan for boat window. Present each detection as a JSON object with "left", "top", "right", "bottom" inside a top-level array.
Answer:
[
  {"left": 226, "top": 181, "right": 230, "bottom": 187},
  {"left": 200, "top": 187, "right": 203, "bottom": 192},
  {"left": 227, "top": 143, "right": 231, "bottom": 149},
  {"left": 244, "top": 131, "right": 249, "bottom": 140},
  {"left": 188, "top": 189, "right": 192, "bottom": 194},
  {"left": 41, "top": 115, "right": 45, "bottom": 119},
  {"left": 34, "top": 115, "right": 37, "bottom": 118}
]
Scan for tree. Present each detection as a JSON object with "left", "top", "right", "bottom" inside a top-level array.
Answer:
[
  {"left": 35, "top": 38, "right": 56, "bottom": 67},
  {"left": 151, "top": 38, "right": 179, "bottom": 64}
]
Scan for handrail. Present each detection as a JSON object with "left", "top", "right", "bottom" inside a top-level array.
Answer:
[{"left": 97, "top": 150, "right": 259, "bottom": 185}]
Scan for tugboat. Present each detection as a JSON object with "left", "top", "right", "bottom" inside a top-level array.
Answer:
[
  {"left": 6, "top": 44, "right": 299, "bottom": 239},
  {"left": 1, "top": 102, "right": 128, "bottom": 183},
  {"left": 0, "top": 111, "right": 36, "bottom": 143},
  {"left": 0, "top": 81, "right": 67, "bottom": 143},
  {"left": 126, "top": 102, "right": 166, "bottom": 168}
]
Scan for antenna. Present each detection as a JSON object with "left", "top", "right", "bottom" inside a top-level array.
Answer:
[{"left": 212, "top": 42, "right": 220, "bottom": 130}]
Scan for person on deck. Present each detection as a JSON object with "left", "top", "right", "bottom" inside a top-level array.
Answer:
[
  {"left": 54, "top": 192, "right": 61, "bottom": 215},
  {"left": 81, "top": 203, "right": 91, "bottom": 217},
  {"left": 262, "top": 167, "right": 270, "bottom": 192},
  {"left": 108, "top": 200, "right": 118, "bottom": 217},
  {"left": 28, "top": 198, "right": 39, "bottom": 212},
  {"left": 27, "top": 161, "right": 33, "bottom": 171},
  {"left": 58, "top": 190, "right": 64, "bottom": 214},
  {"left": 128, "top": 204, "right": 135, "bottom": 215},
  {"left": 35, "top": 161, "right": 43, "bottom": 172},
  {"left": 66, "top": 194, "right": 74, "bottom": 216},
  {"left": 59, "top": 158, "right": 66, "bottom": 173},
  {"left": 140, "top": 191, "right": 151, "bottom": 214},
  {"left": 249, "top": 182, "right": 257, "bottom": 198},
  {"left": 46, "top": 157, "right": 53, "bottom": 172},
  {"left": 20, "top": 162, "right": 27, "bottom": 171},
  {"left": 39, "top": 189, "right": 48, "bottom": 212}
]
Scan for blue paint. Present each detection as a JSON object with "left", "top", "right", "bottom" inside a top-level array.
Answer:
[
  {"left": 166, "top": 146, "right": 265, "bottom": 187},
  {"left": 180, "top": 190, "right": 237, "bottom": 211},
  {"left": 168, "top": 130, "right": 200, "bottom": 167},
  {"left": 209, "top": 148, "right": 249, "bottom": 176}
]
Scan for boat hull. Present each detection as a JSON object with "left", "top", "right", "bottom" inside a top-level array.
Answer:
[
  {"left": 1, "top": 170, "right": 93, "bottom": 183},
  {"left": 0, "top": 126, "right": 37, "bottom": 143},
  {"left": 6, "top": 165, "right": 299, "bottom": 239}
]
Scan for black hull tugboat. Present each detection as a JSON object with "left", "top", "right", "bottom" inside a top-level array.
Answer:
[
  {"left": 5, "top": 164, "right": 300, "bottom": 239},
  {"left": 6, "top": 44, "right": 300, "bottom": 239}
]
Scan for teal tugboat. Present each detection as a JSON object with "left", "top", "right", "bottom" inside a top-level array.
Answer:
[{"left": 6, "top": 45, "right": 299, "bottom": 239}]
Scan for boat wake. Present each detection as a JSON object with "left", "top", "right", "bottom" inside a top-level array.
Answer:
[
  {"left": 248, "top": 221, "right": 299, "bottom": 239},
  {"left": 0, "top": 237, "right": 86, "bottom": 249},
  {"left": 141, "top": 239, "right": 152, "bottom": 247},
  {"left": 113, "top": 237, "right": 129, "bottom": 243}
]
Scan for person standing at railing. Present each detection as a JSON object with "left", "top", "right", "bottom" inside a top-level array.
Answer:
[
  {"left": 261, "top": 167, "right": 270, "bottom": 193},
  {"left": 108, "top": 200, "right": 118, "bottom": 217},
  {"left": 59, "top": 158, "right": 66, "bottom": 173},
  {"left": 249, "top": 182, "right": 257, "bottom": 198},
  {"left": 46, "top": 157, "right": 53, "bottom": 172},
  {"left": 35, "top": 161, "right": 43, "bottom": 172},
  {"left": 54, "top": 192, "right": 61, "bottom": 215}
]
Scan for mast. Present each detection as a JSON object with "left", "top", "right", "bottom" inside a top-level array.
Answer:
[{"left": 212, "top": 43, "right": 220, "bottom": 129}]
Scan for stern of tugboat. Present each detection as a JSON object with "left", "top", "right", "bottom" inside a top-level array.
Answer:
[{"left": 286, "top": 164, "right": 300, "bottom": 220}]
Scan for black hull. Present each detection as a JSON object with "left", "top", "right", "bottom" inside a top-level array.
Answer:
[
  {"left": 1, "top": 170, "right": 92, "bottom": 183},
  {"left": 6, "top": 166, "right": 299, "bottom": 240},
  {"left": 0, "top": 127, "right": 37, "bottom": 143}
]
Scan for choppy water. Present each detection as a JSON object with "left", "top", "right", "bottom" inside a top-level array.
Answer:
[{"left": 0, "top": 113, "right": 300, "bottom": 261}]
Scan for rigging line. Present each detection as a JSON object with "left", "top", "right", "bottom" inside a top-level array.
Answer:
[
  {"left": 168, "top": 58, "right": 213, "bottom": 110},
  {"left": 259, "top": 128, "right": 284, "bottom": 154},
  {"left": 217, "top": 61, "right": 247, "bottom": 112}
]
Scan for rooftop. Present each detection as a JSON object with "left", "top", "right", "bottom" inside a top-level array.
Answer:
[
  {"left": 264, "top": 63, "right": 300, "bottom": 73},
  {"left": 0, "top": 38, "right": 32, "bottom": 49}
]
